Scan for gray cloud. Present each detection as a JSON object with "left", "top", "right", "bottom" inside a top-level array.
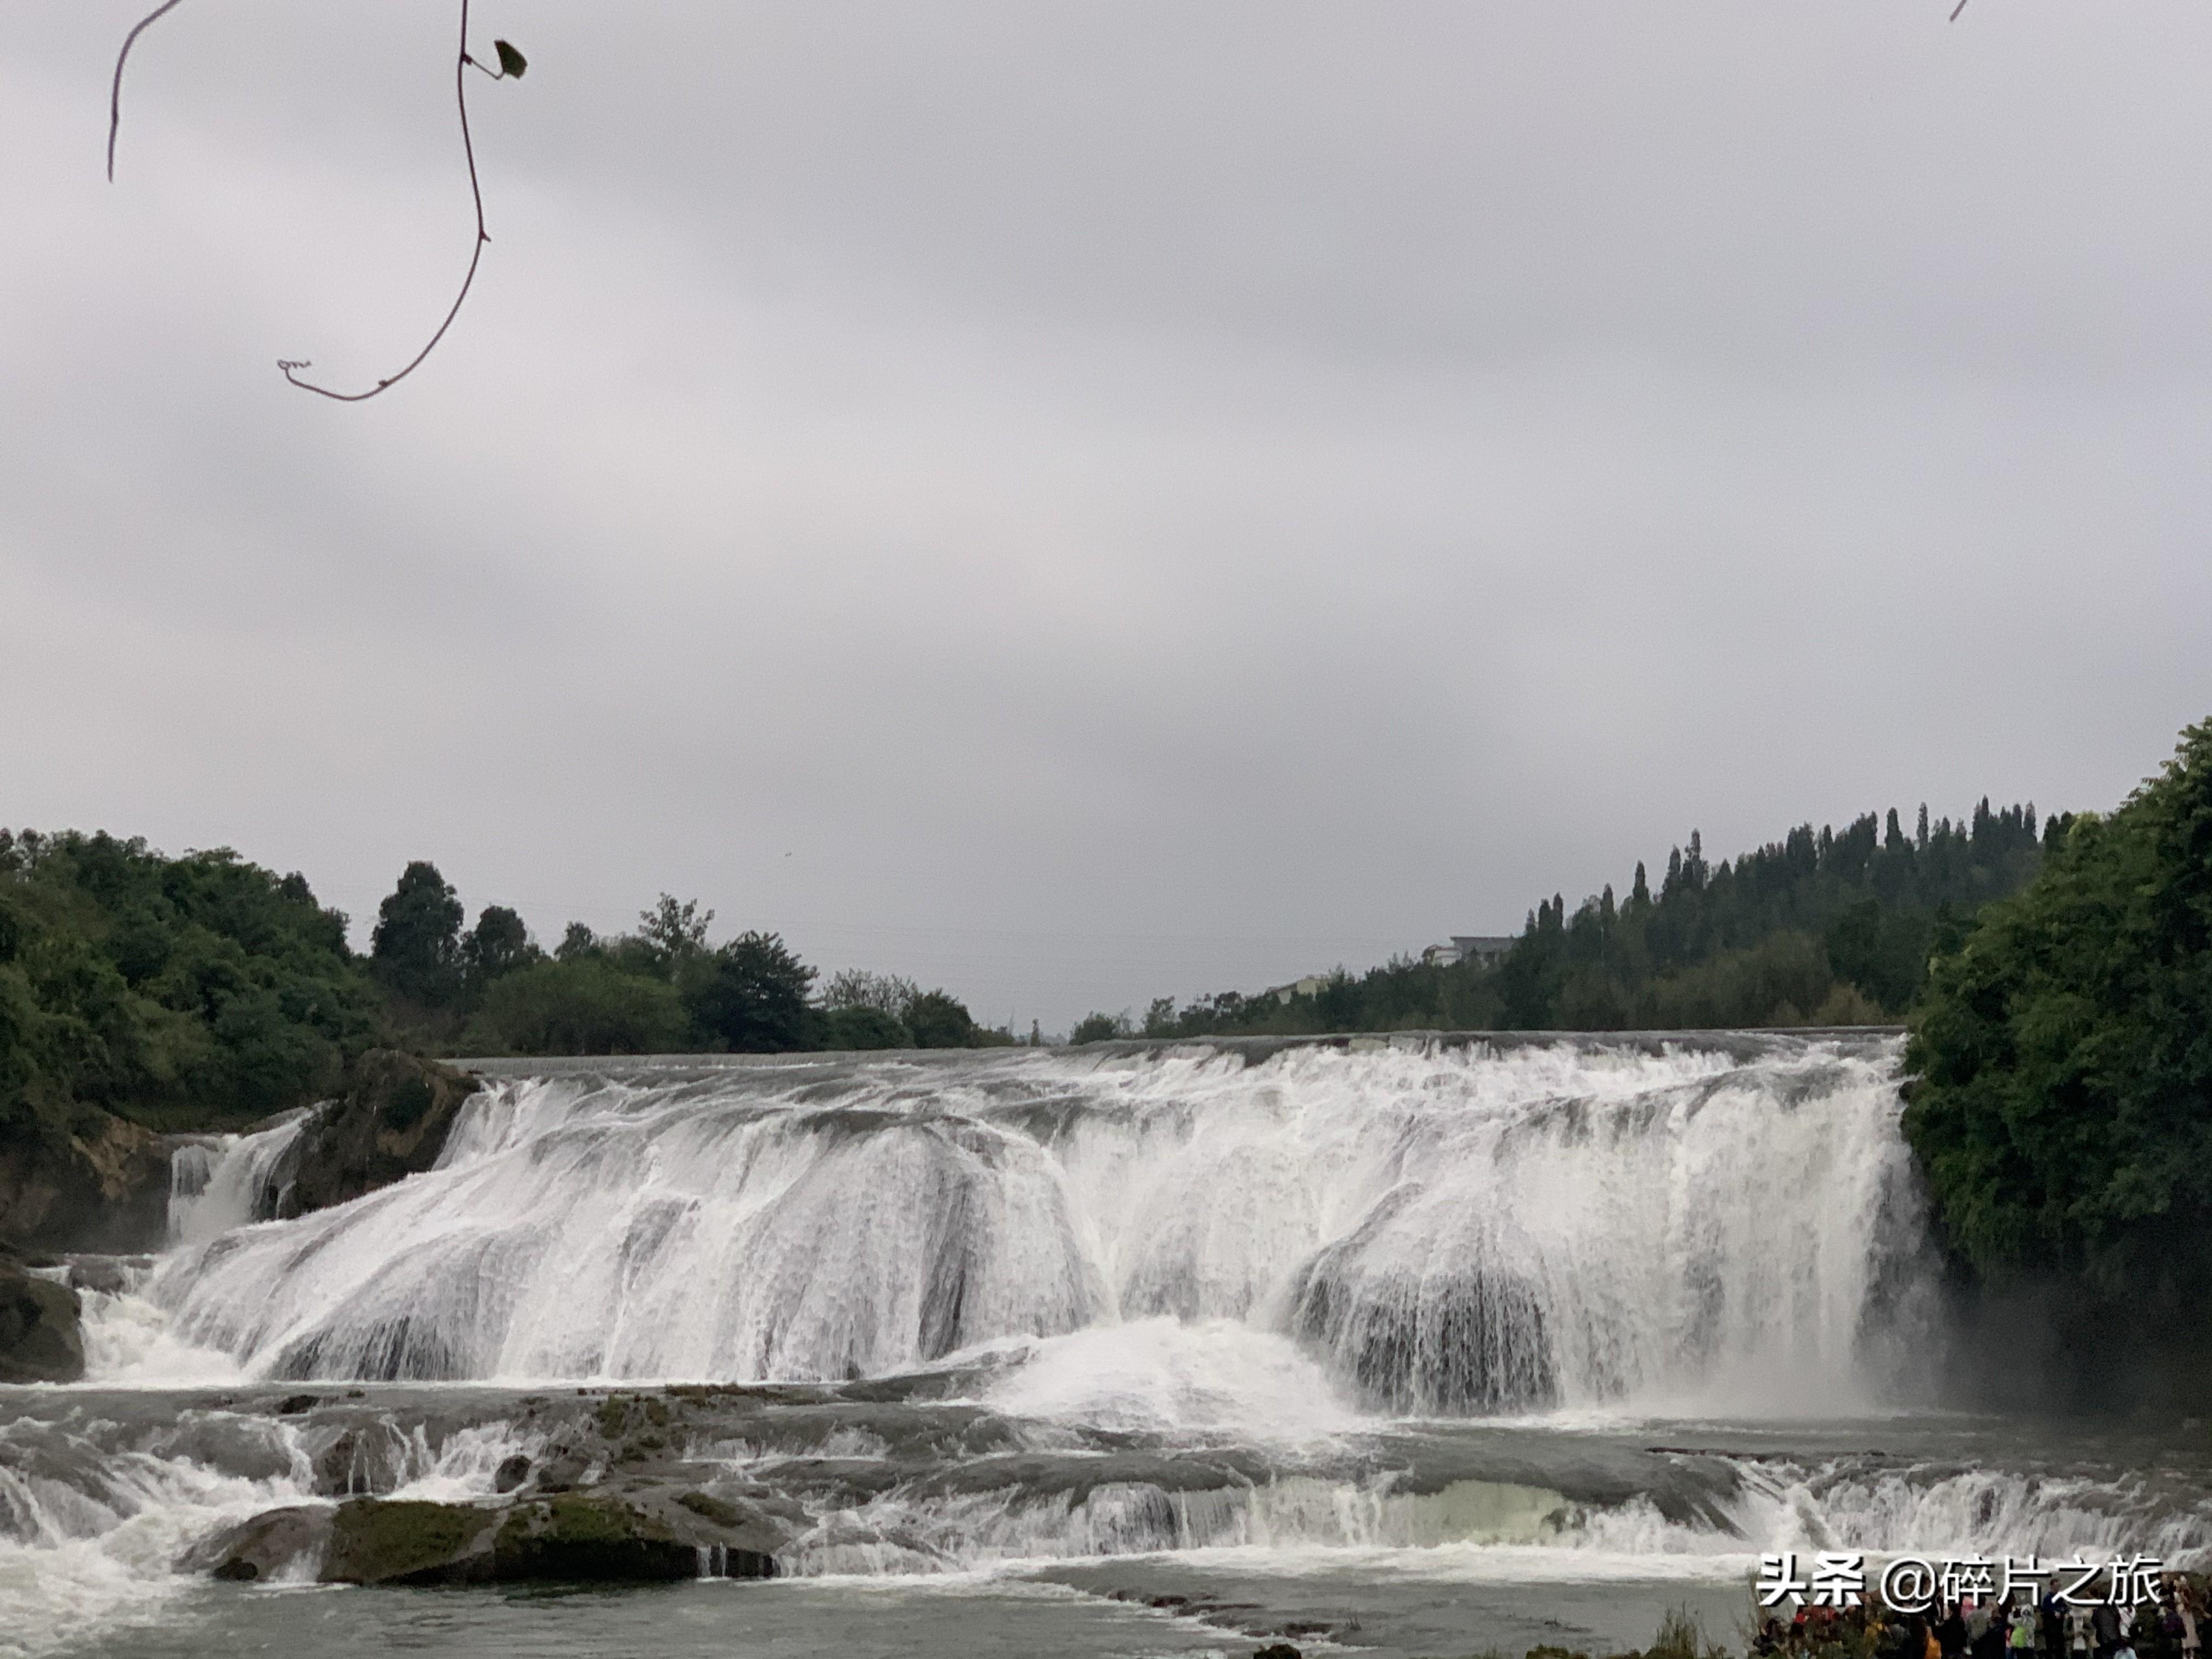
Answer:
[{"left": 4, "top": 0, "right": 2209, "bottom": 1029}]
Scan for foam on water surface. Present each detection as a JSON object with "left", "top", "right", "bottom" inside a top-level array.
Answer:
[
  {"left": 18, "top": 1035, "right": 2185, "bottom": 1659},
  {"left": 121, "top": 1036, "right": 1932, "bottom": 1414}
]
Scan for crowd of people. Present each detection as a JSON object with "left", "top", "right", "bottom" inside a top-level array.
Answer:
[{"left": 1751, "top": 1576, "right": 2210, "bottom": 1659}]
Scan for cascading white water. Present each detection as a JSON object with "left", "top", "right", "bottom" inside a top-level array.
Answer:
[
  {"left": 140, "top": 1036, "right": 1931, "bottom": 1411},
  {"left": 0, "top": 1405, "right": 539, "bottom": 1655},
  {"left": 21, "top": 1037, "right": 2212, "bottom": 1659},
  {"left": 165, "top": 1110, "right": 313, "bottom": 1246}
]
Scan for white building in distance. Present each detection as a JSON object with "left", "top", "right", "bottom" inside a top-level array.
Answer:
[{"left": 1420, "top": 935, "right": 1515, "bottom": 969}]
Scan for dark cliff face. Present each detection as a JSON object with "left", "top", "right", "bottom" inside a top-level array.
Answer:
[
  {"left": 0, "top": 1050, "right": 482, "bottom": 1383},
  {"left": 0, "top": 1259, "right": 84, "bottom": 1383},
  {"left": 0, "top": 1051, "right": 482, "bottom": 1256},
  {"left": 0, "top": 1110, "right": 171, "bottom": 1255},
  {"left": 278, "top": 1051, "right": 482, "bottom": 1218}
]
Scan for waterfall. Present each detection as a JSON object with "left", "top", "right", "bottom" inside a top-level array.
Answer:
[
  {"left": 166, "top": 1110, "right": 314, "bottom": 1245},
  {"left": 137, "top": 1035, "right": 1931, "bottom": 1411},
  {"left": 29, "top": 1035, "right": 2212, "bottom": 1659}
]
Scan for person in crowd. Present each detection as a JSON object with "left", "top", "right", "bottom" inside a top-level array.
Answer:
[
  {"left": 2043, "top": 1590, "right": 2070, "bottom": 1658},
  {"left": 2097, "top": 1598, "right": 2124, "bottom": 1659},
  {"left": 1976, "top": 1599, "right": 2011, "bottom": 1659},
  {"left": 1943, "top": 1601, "right": 1972, "bottom": 1659}
]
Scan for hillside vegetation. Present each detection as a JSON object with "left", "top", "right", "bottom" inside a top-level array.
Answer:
[
  {"left": 1097, "top": 799, "right": 2054, "bottom": 1040},
  {"left": 369, "top": 873, "right": 1011, "bottom": 1057},
  {"left": 0, "top": 830, "right": 378, "bottom": 1135},
  {"left": 1905, "top": 719, "right": 2212, "bottom": 1404},
  {"left": 0, "top": 836, "right": 1008, "bottom": 1151}
]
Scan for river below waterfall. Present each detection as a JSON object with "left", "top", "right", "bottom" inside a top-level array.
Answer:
[{"left": 5, "top": 1036, "right": 2207, "bottom": 1658}]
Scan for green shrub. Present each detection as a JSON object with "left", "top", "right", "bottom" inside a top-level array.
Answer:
[
  {"left": 463, "top": 960, "right": 687, "bottom": 1056},
  {"left": 1906, "top": 717, "right": 2212, "bottom": 1292},
  {"left": 0, "top": 831, "right": 376, "bottom": 1131},
  {"left": 905, "top": 990, "right": 976, "bottom": 1048},
  {"left": 821, "top": 1005, "right": 908, "bottom": 1049},
  {"left": 1068, "top": 1012, "right": 1126, "bottom": 1045}
]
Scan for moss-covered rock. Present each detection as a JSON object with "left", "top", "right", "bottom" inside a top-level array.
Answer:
[
  {"left": 0, "top": 1260, "right": 83, "bottom": 1383},
  {"left": 491, "top": 1491, "right": 759, "bottom": 1581},
  {"left": 675, "top": 1491, "right": 747, "bottom": 1528},
  {"left": 308, "top": 1490, "right": 786, "bottom": 1585},
  {"left": 280, "top": 1052, "right": 482, "bottom": 1217},
  {"left": 322, "top": 1498, "right": 503, "bottom": 1584},
  {"left": 0, "top": 1110, "right": 170, "bottom": 1254},
  {"left": 178, "top": 1506, "right": 330, "bottom": 1581}
]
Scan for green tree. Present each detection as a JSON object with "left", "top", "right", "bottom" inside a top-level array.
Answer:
[
  {"left": 370, "top": 861, "right": 464, "bottom": 1007},
  {"left": 464, "top": 958, "right": 687, "bottom": 1056},
  {"left": 1125, "top": 790, "right": 2047, "bottom": 1039},
  {"left": 905, "top": 989, "right": 976, "bottom": 1048},
  {"left": 462, "top": 905, "right": 537, "bottom": 986},
  {"left": 683, "top": 932, "right": 817, "bottom": 1053},
  {"left": 0, "top": 830, "right": 376, "bottom": 1132},
  {"left": 637, "top": 894, "right": 713, "bottom": 975},
  {"left": 822, "top": 969, "right": 920, "bottom": 1017},
  {"left": 1905, "top": 718, "right": 2212, "bottom": 1310},
  {"left": 1069, "top": 1012, "right": 1126, "bottom": 1044}
]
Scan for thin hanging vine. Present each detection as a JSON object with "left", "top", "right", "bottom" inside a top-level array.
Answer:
[
  {"left": 102, "top": 2, "right": 1979, "bottom": 402},
  {"left": 107, "top": 0, "right": 527, "bottom": 402}
]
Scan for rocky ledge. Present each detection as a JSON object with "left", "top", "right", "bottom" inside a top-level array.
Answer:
[
  {"left": 176, "top": 1385, "right": 823, "bottom": 1586},
  {"left": 0, "top": 1258, "right": 83, "bottom": 1384},
  {"left": 0, "top": 1050, "right": 482, "bottom": 1257},
  {"left": 275, "top": 1050, "right": 483, "bottom": 1218},
  {"left": 187, "top": 1488, "right": 784, "bottom": 1585},
  {"left": 0, "top": 1110, "right": 169, "bottom": 1256}
]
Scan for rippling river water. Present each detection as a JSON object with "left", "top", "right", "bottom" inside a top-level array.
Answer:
[{"left": 5, "top": 1037, "right": 2204, "bottom": 1658}]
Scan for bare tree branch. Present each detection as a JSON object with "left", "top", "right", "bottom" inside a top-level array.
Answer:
[
  {"left": 279, "top": 0, "right": 505, "bottom": 402},
  {"left": 110, "top": 0, "right": 521, "bottom": 401},
  {"left": 107, "top": 0, "right": 188, "bottom": 183}
]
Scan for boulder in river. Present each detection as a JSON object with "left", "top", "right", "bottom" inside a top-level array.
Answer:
[
  {"left": 280, "top": 1052, "right": 482, "bottom": 1217},
  {"left": 0, "top": 1259, "right": 84, "bottom": 1384},
  {"left": 62, "top": 1255, "right": 145, "bottom": 1296},
  {"left": 313, "top": 1491, "right": 785, "bottom": 1585},
  {"left": 0, "top": 1110, "right": 169, "bottom": 1254},
  {"left": 321, "top": 1499, "right": 503, "bottom": 1584},
  {"left": 179, "top": 1507, "right": 331, "bottom": 1582}
]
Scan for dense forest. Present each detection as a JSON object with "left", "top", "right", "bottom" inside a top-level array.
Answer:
[
  {"left": 1079, "top": 799, "right": 2058, "bottom": 1042},
  {"left": 0, "top": 789, "right": 2066, "bottom": 1147},
  {"left": 0, "top": 834, "right": 1004, "bottom": 1138},
  {"left": 368, "top": 861, "right": 1009, "bottom": 1058},
  {"left": 1904, "top": 719, "right": 2212, "bottom": 1408},
  {"left": 0, "top": 829, "right": 377, "bottom": 1135}
]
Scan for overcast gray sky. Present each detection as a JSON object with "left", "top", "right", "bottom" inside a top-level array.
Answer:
[{"left": 5, "top": 1, "right": 2209, "bottom": 1031}]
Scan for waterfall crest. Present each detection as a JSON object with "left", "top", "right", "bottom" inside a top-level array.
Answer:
[{"left": 142, "top": 1035, "right": 1930, "bottom": 1412}]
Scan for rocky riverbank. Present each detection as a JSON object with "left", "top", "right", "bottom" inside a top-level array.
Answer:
[
  {"left": 0, "top": 1050, "right": 480, "bottom": 1383},
  {"left": 272, "top": 1049, "right": 482, "bottom": 1218},
  {"left": 0, "top": 1257, "right": 82, "bottom": 1384},
  {"left": 0, "top": 1362, "right": 1740, "bottom": 1598},
  {"left": 189, "top": 1488, "right": 784, "bottom": 1585}
]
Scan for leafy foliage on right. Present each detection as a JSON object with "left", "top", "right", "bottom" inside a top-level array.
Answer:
[
  {"left": 1906, "top": 717, "right": 2212, "bottom": 1404},
  {"left": 1906, "top": 718, "right": 2212, "bottom": 1276}
]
